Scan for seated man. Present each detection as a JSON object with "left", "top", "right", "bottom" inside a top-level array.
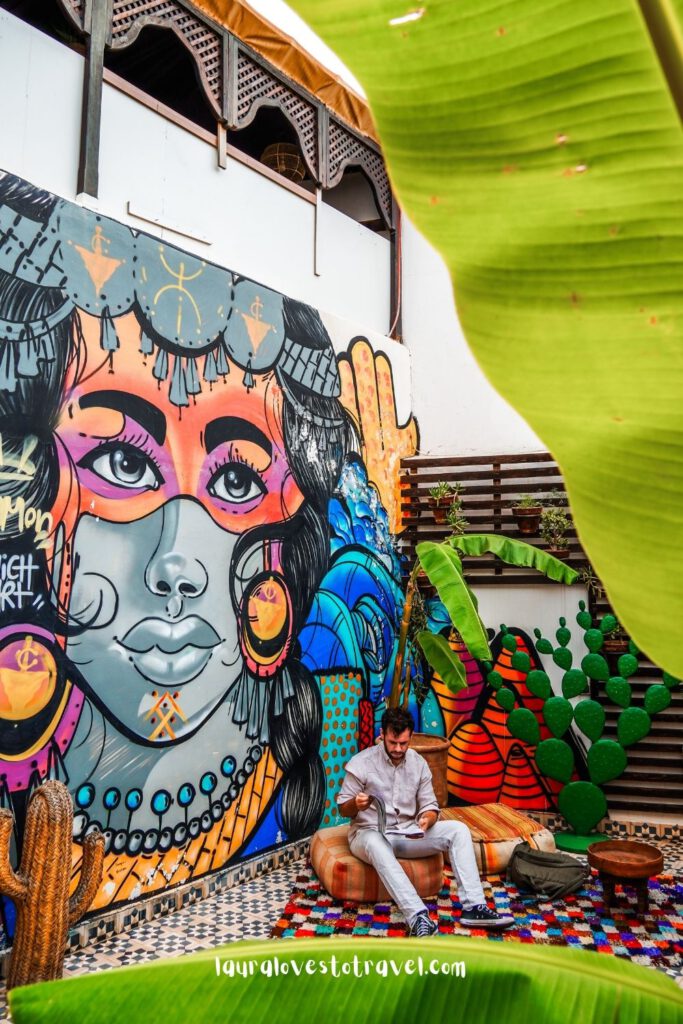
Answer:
[{"left": 337, "top": 707, "right": 515, "bottom": 937}]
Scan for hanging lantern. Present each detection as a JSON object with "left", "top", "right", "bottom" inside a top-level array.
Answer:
[{"left": 259, "top": 143, "right": 306, "bottom": 183}]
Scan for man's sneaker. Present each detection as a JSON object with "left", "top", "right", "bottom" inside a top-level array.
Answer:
[
  {"left": 409, "top": 911, "right": 438, "bottom": 937},
  {"left": 459, "top": 904, "right": 514, "bottom": 930}
]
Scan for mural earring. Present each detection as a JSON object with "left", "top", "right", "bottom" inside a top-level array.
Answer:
[
  {"left": 0, "top": 627, "right": 80, "bottom": 791},
  {"left": 239, "top": 571, "right": 293, "bottom": 678}
]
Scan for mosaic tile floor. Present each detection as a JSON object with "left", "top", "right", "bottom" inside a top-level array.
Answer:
[
  {"left": 0, "top": 839, "right": 681, "bottom": 1019},
  {"left": 0, "top": 859, "right": 304, "bottom": 1020}
]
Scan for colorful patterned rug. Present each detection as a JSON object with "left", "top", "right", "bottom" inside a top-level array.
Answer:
[{"left": 271, "top": 864, "right": 683, "bottom": 980}]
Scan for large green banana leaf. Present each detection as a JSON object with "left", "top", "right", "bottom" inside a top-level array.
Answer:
[
  {"left": 452, "top": 534, "right": 579, "bottom": 584},
  {"left": 415, "top": 540, "right": 491, "bottom": 658},
  {"left": 416, "top": 628, "right": 468, "bottom": 691},
  {"left": 288, "top": 0, "right": 683, "bottom": 676},
  {"left": 9, "top": 937, "right": 683, "bottom": 1023}
]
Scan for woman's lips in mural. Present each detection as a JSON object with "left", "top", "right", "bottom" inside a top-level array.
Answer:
[{"left": 118, "top": 616, "right": 222, "bottom": 686}]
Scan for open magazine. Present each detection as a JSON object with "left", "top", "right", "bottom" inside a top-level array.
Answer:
[{"left": 367, "top": 793, "right": 424, "bottom": 838}]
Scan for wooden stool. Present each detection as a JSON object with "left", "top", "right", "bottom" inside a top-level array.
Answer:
[{"left": 587, "top": 839, "right": 663, "bottom": 915}]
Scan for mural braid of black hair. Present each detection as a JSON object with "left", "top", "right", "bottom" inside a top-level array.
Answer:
[
  {"left": 267, "top": 298, "right": 359, "bottom": 840},
  {"left": 268, "top": 660, "right": 324, "bottom": 840}
]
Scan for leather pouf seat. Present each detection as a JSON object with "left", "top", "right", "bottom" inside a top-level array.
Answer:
[
  {"left": 310, "top": 804, "right": 556, "bottom": 901},
  {"left": 310, "top": 825, "right": 443, "bottom": 902},
  {"left": 440, "top": 803, "right": 556, "bottom": 876}
]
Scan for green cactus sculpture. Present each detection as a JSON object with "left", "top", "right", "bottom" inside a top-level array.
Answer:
[
  {"left": 493, "top": 603, "right": 680, "bottom": 851},
  {"left": 0, "top": 780, "right": 104, "bottom": 989}
]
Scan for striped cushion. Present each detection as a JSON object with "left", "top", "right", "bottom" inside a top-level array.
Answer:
[
  {"left": 440, "top": 803, "right": 555, "bottom": 875},
  {"left": 310, "top": 826, "right": 444, "bottom": 902}
]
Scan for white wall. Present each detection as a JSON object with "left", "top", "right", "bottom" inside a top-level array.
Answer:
[
  {"left": 402, "top": 216, "right": 543, "bottom": 456},
  {"left": 0, "top": 12, "right": 390, "bottom": 337},
  {"left": 0, "top": 11, "right": 83, "bottom": 198},
  {"left": 475, "top": 585, "right": 587, "bottom": 692},
  {"left": 0, "top": 10, "right": 542, "bottom": 457}
]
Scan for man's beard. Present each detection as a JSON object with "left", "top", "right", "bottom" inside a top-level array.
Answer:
[{"left": 383, "top": 739, "right": 405, "bottom": 763}]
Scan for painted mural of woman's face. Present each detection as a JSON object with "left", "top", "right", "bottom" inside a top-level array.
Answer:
[{"left": 55, "top": 310, "right": 305, "bottom": 744}]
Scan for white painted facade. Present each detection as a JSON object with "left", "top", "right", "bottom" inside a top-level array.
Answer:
[
  {"left": 401, "top": 217, "right": 544, "bottom": 456},
  {"left": 0, "top": 12, "right": 390, "bottom": 338},
  {"left": 0, "top": 10, "right": 547, "bottom": 462},
  {"left": 244, "top": 1, "right": 545, "bottom": 458}
]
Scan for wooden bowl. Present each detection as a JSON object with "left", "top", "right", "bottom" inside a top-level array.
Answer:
[{"left": 587, "top": 839, "right": 663, "bottom": 879}]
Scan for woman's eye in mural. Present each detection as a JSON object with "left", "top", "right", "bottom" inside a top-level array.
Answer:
[
  {"left": 207, "top": 461, "right": 266, "bottom": 505},
  {"left": 78, "top": 441, "right": 164, "bottom": 491}
]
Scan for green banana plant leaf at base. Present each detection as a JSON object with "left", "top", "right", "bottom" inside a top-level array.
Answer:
[
  {"left": 9, "top": 938, "right": 683, "bottom": 1024},
  {"left": 416, "top": 540, "right": 491, "bottom": 659},
  {"left": 416, "top": 628, "right": 468, "bottom": 691},
  {"left": 288, "top": 0, "right": 683, "bottom": 676}
]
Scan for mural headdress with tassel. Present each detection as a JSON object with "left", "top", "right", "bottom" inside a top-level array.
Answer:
[{"left": 0, "top": 181, "right": 340, "bottom": 406}]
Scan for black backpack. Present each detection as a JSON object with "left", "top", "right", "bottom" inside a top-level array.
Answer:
[{"left": 506, "top": 841, "right": 591, "bottom": 900}]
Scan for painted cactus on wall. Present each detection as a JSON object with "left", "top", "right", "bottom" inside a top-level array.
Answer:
[
  {"left": 0, "top": 172, "right": 417, "bottom": 917},
  {"left": 421, "top": 596, "right": 679, "bottom": 819},
  {"left": 518, "top": 604, "right": 681, "bottom": 835}
]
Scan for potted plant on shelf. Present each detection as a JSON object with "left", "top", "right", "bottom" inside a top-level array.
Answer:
[
  {"left": 540, "top": 506, "right": 572, "bottom": 558},
  {"left": 578, "top": 563, "right": 605, "bottom": 604},
  {"left": 391, "top": 533, "right": 578, "bottom": 800},
  {"left": 445, "top": 500, "right": 469, "bottom": 536},
  {"left": 600, "top": 614, "right": 630, "bottom": 655},
  {"left": 511, "top": 494, "right": 543, "bottom": 535},
  {"left": 428, "top": 481, "right": 460, "bottom": 524}
]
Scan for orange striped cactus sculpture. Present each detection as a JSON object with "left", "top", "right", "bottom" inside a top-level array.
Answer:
[{"left": 0, "top": 780, "right": 104, "bottom": 989}]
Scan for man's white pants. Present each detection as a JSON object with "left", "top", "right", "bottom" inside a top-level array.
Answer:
[{"left": 349, "top": 820, "right": 485, "bottom": 927}]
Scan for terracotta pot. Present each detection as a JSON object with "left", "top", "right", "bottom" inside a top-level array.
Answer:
[
  {"left": 546, "top": 545, "right": 570, "bottom": 559},
  {"left": 409, "top": 733, "right": 450, "bottom": 807},
  {"left": 428, "top": 496, "right": 452, "bottom": 525},
  {"left": 602, "top": 637, "right": 629, "bottom": 653},
  {"left": 512, "top": 506, "right": 542, "bottom": 535}
]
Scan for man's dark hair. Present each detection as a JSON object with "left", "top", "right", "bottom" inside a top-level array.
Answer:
[{"left": 381, "top": 707, "right": 414, "bottom": 736}]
